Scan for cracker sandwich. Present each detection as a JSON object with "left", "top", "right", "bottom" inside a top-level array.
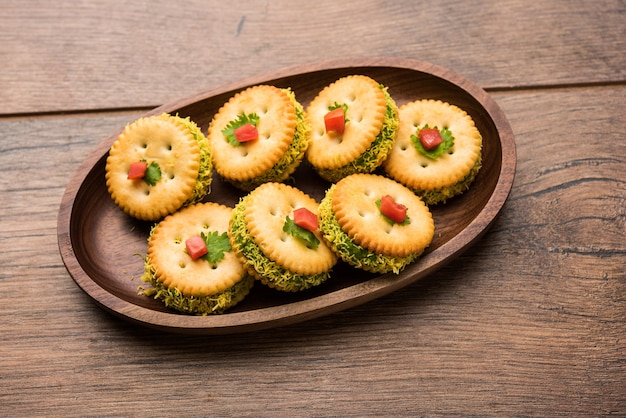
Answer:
[
  {"left": 383, "top": 99, "right": 483, "bottom": 204},
  {"left": 140, "top": 202, "right": 254, "bottom": 315},
  {"left": 318, "top": 174, "right": 434, "bottom": 274},
  {"left": 306, "top": 75, "right": 399, "bottom": 182},
  {"left": 229, "top": 182, "right": 337, "bottom": 292},
  {"left": 207, "top": 85, "right": 310, "bottom": 191},
  {"left": 105, "top": 113, "right": 212, "bottom": 221}
]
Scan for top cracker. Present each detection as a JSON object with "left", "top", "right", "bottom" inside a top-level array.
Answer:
[
  {"left": 306, "top": 75, "right": 399, "bottom": 182},
  {"left": 384, "top": 99, "right": 482, "bottom": 204},
  {"left": 105, "top": 113, "right": 212, "bottom": 221},
  {"left": 207, "top": 85, "right": 310, "bottom": 191}
]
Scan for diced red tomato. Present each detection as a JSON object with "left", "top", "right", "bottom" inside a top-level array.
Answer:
[
  {"left": 127, "top": 161, "right": 148, "bottom": 180},
  {"left": 418, "top": 128, "right": 443, "bottom": 151},
  {"left": 234, "top": 123, "right": 258, "bottom": 143},
  {"left": 324, "top": 108, "right": 345, "bottom": 134},
  {"left": 293, "top": 207, "right": 319, "bottom": 232},
  {"left": 380, "top": 195, "right": 407, "bottom": 223},
  {"left": 185, "top": 235, "right": 208, "bottom": 260}
]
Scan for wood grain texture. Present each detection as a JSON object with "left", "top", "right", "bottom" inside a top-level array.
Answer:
[
  {"left": 0, "top": 0, "right": 624, "bottom": 416},
  {"left": 1, "top": 87, "right": 624, "bottom": 416},
  {"left": 1, "top": 0, "right": 625, "bottom": 114}
]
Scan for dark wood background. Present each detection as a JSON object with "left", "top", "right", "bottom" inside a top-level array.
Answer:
[{"left": 1, "top": 1, "right": 624, "bottom": 416}]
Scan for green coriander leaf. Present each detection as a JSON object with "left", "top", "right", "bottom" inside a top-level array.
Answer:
[
  {"left": 410, "top": 124, "right": 454, "bottom": 160},
  {"left": 222, "top": 113, "right": 260, "bottom": 147},
  {"left": 143, "top": 161, "right": 162, "bottom": 186},
  {"left": 375, "top": 199, "right": 411, "bottom": 226},
  {"left": 283, "top": 216, "right": 320, "bottom": 250},
  {"left": 200, "top": 231, "right": 232, "bottom": 264}
]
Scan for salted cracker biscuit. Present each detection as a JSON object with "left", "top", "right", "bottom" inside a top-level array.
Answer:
[
  {"left": 229, "top": 182, "right": 337, "bottom": 292},
  {"left": 383, "top": 99, "right": 482, "bottom": 204},
  {"left": 207, "top": 85, "right": 309, "bottom": 191},
  {"left": 147, "top": 202, "right": 249, "bottom": 296},
  {"left": 245, "top": 182, "right": 337, "bottom": 275},
  {"left": 319, "top": 174, "right": 434, "bottom": 274},
  {"left": 331, "top": 174, "right": 434, "bottom": 257},
  {"left": 105, "top": 113, "right": 212, "bottom": 221},
  {"left": 306, "top": 75, "right": 398, "bottom": 182}
]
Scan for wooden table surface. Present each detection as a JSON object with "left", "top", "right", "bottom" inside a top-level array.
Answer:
[{"left": 1, "top": 1, "right": 624, "bottom": 416}]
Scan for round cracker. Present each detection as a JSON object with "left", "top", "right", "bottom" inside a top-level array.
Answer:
[
  {"left": 147, "top": 202, "right": 247, "bottom": 298},
  {"left": 105, "top": 114, "right": 201, "bottom": 221},
  {"left": 331, "top": 174, "right": 434, "bottom": 258},
  {"left": 243, "top": 182, "right": 337, "bottom": 275},
  {"left": 384, "top": 99, "right": 482, "bottom": 192},
  {"left": 207, "top": 85, "right": 298, "bottom": 183},
  {"left": 306, "top": 75, "right": 387, "bottom": 169}
]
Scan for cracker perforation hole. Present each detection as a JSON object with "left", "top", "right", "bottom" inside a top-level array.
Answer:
[{"left": 179, "top": 262, "right": 186, "bottom": 269}]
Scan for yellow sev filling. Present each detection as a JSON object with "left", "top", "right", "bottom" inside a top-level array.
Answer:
[{"left": 171, "top": 115, "right": 213, "bottom": 204}]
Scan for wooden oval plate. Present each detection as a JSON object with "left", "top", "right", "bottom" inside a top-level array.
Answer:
[{"left": 57, "top": 58, "right": 516, "bottom": 335}]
